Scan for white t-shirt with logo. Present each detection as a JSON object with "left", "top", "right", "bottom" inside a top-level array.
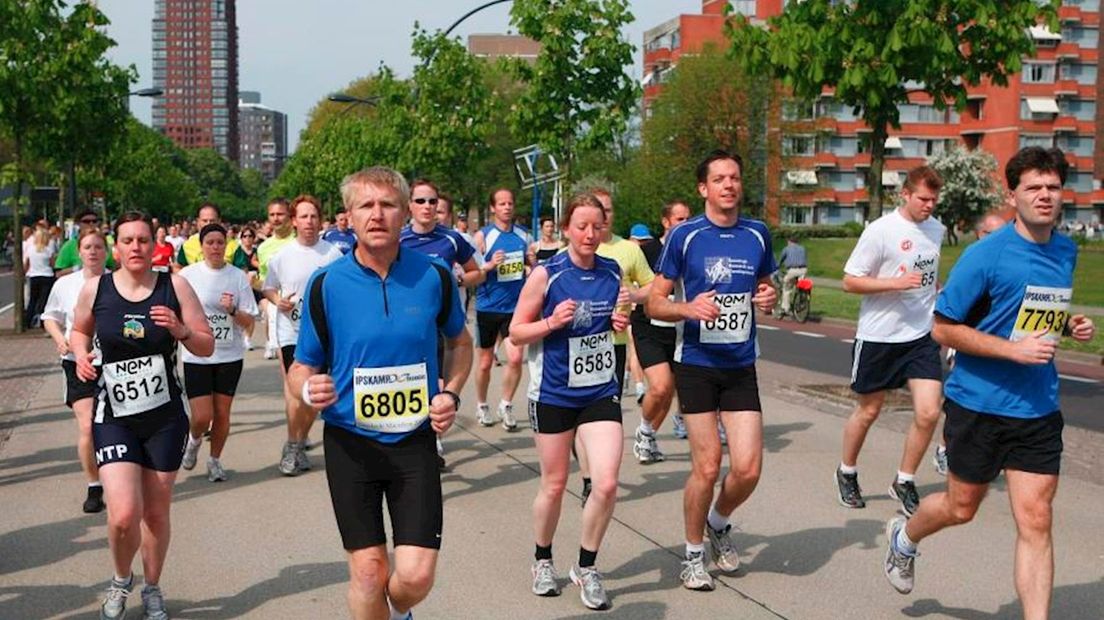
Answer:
[
  {"left": 262, "top": 239, "right": 343, "bottom": 346},
  {"left": 42, "top": 269, "right": 95, "bottom": 362},
  {"left": 843, "top": 209, "right": 945, "bottom": 343},
  {"left": 180, "top": 262, "right": 259, "bottom": 364}
]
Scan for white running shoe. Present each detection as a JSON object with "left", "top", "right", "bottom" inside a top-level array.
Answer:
[
  {"left": 680, "top": 552, "right": 714, "bottom": 591},
  {"left": 500, "top": 403, "right": 518, "bottom": 432},
  {"left": 207, "top": 457, "right": 228, "bottom": 482},
  {"left": 477, "top": 403, "right": 495, "bottom": 426},
  {"left": 181, "top": 436, "right": 201, "bottom": 471},
  {"left": 263, "top": 346, "right": 277, "bottom": 360}
]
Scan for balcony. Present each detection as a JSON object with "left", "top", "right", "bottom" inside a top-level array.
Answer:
[
  {"left": 1059, "top": 5, "right": 1083, "bottom": 23},
  {"left": 1056, "top": 42, "right": 1083, "bottom": 59},
  {"left": 813, "top": 152, "right": 838, "bottom": 168},
  {"left": 1053, "top": 115, "right": 1080, "bottom": 132},
  {"left": 1054, "top": 79, "right": 1081, "bottom": 95}
]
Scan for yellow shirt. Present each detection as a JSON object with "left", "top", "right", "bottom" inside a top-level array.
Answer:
[
  {"left": 597, "top": 235, "right": 654, "bottom": 345},
  {"left": 177, "top": 233, "right": 239, "bottom": 267}
]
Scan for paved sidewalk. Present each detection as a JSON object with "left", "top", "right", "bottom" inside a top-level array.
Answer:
[{"left": 1, "top": 338, "right": 1102, "bottom": 619}]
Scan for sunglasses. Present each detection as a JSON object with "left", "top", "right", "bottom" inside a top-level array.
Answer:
[
  {"left": 241, "top": 234, "right": 255, "bottom": 238},
  {"left": 413, "top": 197, "right": 439, "bottom": 205},
  {"left": 80, "top": 218, "right": 100, "bottom": 224}
]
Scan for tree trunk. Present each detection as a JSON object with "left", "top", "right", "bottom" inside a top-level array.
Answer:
[
  {"left": 866, "top": 120, "right": 888, "bottom": 224},
  {"left": 11, "top": 135, "right": 26, "bottom": 333}
]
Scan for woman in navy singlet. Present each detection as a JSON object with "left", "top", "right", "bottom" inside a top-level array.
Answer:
[
  {"left": 70, "top": 211, "right": 213, "bottom": 620},
  {"left": 509, "top": 193, "right": 630, "bottom": 611}
]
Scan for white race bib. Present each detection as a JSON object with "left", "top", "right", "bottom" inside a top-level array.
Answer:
[
  {"left": 568, "top": 330, "right": 615, "bottom": 388},
  {"left": 208, "top": 312, "right": 233, "bottom": 341},
  {"left": 496, "top": 250, "right": 525, "bottom": 282},
  {"left": 1010, "top": 285, "right": 1072, "bottom": 344},
  {"left": 700, "top": 292, "right": 752, "bottom": 344},
  {"left": 103, "top": 354, "right": 170, "bottom": 417},
  {"left": 287, "top": 295, "right": 303, "bottom": 328},
  {"left": 352, "top": 362, "right": 430, "bottom": 433}
]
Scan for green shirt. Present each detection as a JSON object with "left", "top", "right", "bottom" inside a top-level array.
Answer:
[
  {"left": 256, "top": 233, "right": 295, "bottom": 281},
  {"left": 53, "top": 236, "right": 117, "bottom": 272}
]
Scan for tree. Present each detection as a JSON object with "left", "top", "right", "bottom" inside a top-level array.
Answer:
[
  {"left": 509, "top": 0, "right": 639, "bottom": 165},
  {"left": 729, "top": 0, "right": 1059, "bottom": 222},
  {"left": 928, "top": 145, "right": 1003, "bottom": 245}
]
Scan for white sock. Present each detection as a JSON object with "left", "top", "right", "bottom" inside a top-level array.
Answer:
[
  {"left": 634, "top": 381, "right": 645, "bottom": 395},
  {"left": 387, "top": 596, "right": 409, "bottom": 620},
  {"left": 707, "top": 505, "right": 729, "bottom": 532},
  {"left": 839, "top": 463, "right": 857, "bottom": 475},
  {"left": 896, "top": 470, "right": 915, "bottom": 483},
  {"left": 114, "top": 573, "right": 133, "bottom": 585},
  {"left": 187, "top": 434, "right": 202, "bottom": 447},
  {"left": 88, "top": 481, "right": 102, "bottom": 488},
  {"left": 499, "top": 399, "right": 512, "bottom": 410},
  {"left": 895, "top": 524, "right": 917, "bottom": 555},
  {"left": 685, "top": 541, "right": 705, "bottom": 558},
  {"left": 208, "top": 456, "right": 220, "bottom": 465},
  {"left": 638, "top": 420, "right": 654, "bottom": 435},
  {"left": 477, "top": 401, "right": 488, "bottom": 409}
]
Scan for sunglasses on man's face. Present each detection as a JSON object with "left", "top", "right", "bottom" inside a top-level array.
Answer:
[{"left": 413, "top": 197, "right": 439, "bottom": 205}]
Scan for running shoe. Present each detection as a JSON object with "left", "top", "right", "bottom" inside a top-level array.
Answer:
[
  {"left": 141, "top": 584, "right": 169, "bottom": 620},
  {"left": 884, "top": 517, "right": 917, "bottom": 594},
  {"left": 632, "top": 427, "right": 665, "bottom": 464},
  {"left": 476, "top": 403, "right": 495, "bottom": 427},
  {"left": 634, "top": 382, "right": 646, "bottom": 405},
  {"left": 933, "top": 445, "right": 948, "bottom": 477},
  {"left": 263, "top": 346, "right": 277, "bottom": 360},
  {"left": 295, "top": 443, "right": 312, "bottom": 473},
  {"left": 889, "top": 479, "right": 920, "bottom": 517},
  {"left": 436, "top": 437, "right": 447, "bottom": 471},
  {"left": 206, "top": 458, "right": 227, "bottom": 482},
  {"left": 569, "top": 565, "right": 611, "bottom": 610},
  {"left": 244, "top": 337, "right": 254, "bottom": 351},
  {"left": 500, "top": 403, "right": 518, "bottom": 432},
  {"left": 679, "top": 552, "right": 714, "bottom": 591},
  {"left": 278, "top": 441, "right": 299, "bottom": 476},
  {"left": 706, "top": 524, "right": 741, "bottom": 573},
  {"left": 99, "top": 575, "right": 132, "bottom": 620},
  {"left": 531, "top": 559, "right": 561, "bottom": 597},
  {"left": 83, "top": 485, "right": 105, "bottom": 514},
  {"left": 181, "top": 436, "right": 201, "bottom": 471},
  {"left": 673, "top": 414, "right": 688, "bottom": 439},
  {"left": 835, "top": 467, "right": 866, "bottom": 509},
  {"left": 717, "top": 418, "right": 727, "bottom": 444}
]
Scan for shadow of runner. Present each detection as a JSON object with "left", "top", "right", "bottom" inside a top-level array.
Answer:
[
  {"left": 0, "top": 583, "right": 98, "bottom": 619},
  {"left": 762, "top": 421, "right": 813, "bottom": 453},
  {"left": 168, "top": 562, "right": 348, "bottom": 620},
  {"left": 737, "top": 518, "right": 883, "bottom": 576},
  {"left": 555, "top": 600, "right": 668, "bottom": 620},
  {"left": 901, "top": 578, "right": 1104, "bottom": 619}
]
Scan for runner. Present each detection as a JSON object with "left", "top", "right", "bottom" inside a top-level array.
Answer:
[
  {"left": 435, "top": 193, "right": 455, "bottom": 227},
  {"left": 257, "top": 198, "right": 295, "bottom": 360},
  {"left": 231, "top": 225, "right": 261, "bottom": 351},
  {"left": 179, "top": 224, "right": 258, "bottom": 481},
  {"left": 321, "top": 209, "right": 357, "bottom": 254},
  {"left": 529, "top": 216, "right": 562, "bottom": 266},
  {"left": 263, "top": 195, "right": 343, "bottom": 476},
  {"left": 510, "top": 193, "right": 630, "bottom": 611},
  {"left": 42, "top": 225, "right": 109, "bottom": 513},
  {"left": 472, "top": 188, "right": 533, "bottom": 430},
  {"left": 288, "top": 166, "right": 472, "bottom": 620},
  {"left": 836, "top": 165, "right": 946, "bottom": 516},
  {"left": 632, "top": 201, "right": 693, "bottom": 454},
  {"left": 647, "top": 150, "right": 777, "bottom": 591},
  {"left": 173, "top": 203, "right": 238, "bottom": 270},
  {"left": 54, "top": 209, "right": 117, "bottom": 274},
  {"left": 69, "top": 211, "right": 214, "bottom": 620},
  {"left": 883, "top": 148, "right": 1095, "bottom": 617},
  {"left": 152, "top": 227, "right": 175, "bottom": 273}
]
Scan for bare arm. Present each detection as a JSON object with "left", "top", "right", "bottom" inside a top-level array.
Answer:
[
  {"left": 43, "top": 316, "right": 69, "bottom": 357},
  {"left": 459, "top": 256, "right": 485, "bottom": 287},
  {"left": 932, "top": 315, "right": 1055, "bottom": 366},
  {"left": 842, "top": 272, "right": 922, "bottom": 295},
  {"left": 646, "top": 275, "right": 720, "bottom": 323},
  {"left": 164, "top": 274, "right": 215, "bottom": 357},
  {"left": 70, "top": 276, "right": 100, "bottom": 381},
  {"left": 509, "top": 266, "right": 558, "bottom": 346}
]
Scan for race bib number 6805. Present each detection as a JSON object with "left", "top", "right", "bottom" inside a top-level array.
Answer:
[{"left": 353, "top": 363, "right": 430, "bottom": 433}]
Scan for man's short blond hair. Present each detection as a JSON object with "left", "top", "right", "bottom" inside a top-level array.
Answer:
[{"left": 340, "top": 167, "right": 410, "bottom": 210}]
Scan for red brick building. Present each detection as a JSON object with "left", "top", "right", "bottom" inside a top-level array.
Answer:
[{"left": 643, "top": 0, "right": 1103, "bottom": 226}]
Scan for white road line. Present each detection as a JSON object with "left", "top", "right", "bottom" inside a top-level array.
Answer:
[
  {"left": 758, "top": 325, "right": 780, "bottom": 331},
  {"left": 0, "top": 303, "right": 13, "bottom": 315},
  {"left": 842, "top": 338, "right": 854, "bottom": 344},
  {"left": 1059, "top": 374, "right": 1099, "bottom": 384},
  {"left": 794, "top": 331, "right": 826, "bottom": 339}
]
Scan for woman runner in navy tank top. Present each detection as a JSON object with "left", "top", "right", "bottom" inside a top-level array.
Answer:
[
  {"left": 509, "top": 193, "right": 630, "bottom": 611},
  {"left": 70, "top": 211, "right": 214, "bottom": 620}
]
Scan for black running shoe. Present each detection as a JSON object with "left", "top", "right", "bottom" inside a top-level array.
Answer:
[
  {"left": 835, "top": 467, "right": 866, "bottom": 508},
  {"left": 889, "top": 479, "right": 920, "bottom": 517},
  {"left": 83, "top": 485, "right": 105, "bottom": 514}
]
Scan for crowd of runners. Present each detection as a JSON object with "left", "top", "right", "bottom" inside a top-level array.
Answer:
[{"left": 29, "top": 145, "right": 1094, "bottom": 620}]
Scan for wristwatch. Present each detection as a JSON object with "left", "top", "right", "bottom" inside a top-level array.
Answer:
[{"left": 440, "top": 389, "right": 461, "bottom": 412}]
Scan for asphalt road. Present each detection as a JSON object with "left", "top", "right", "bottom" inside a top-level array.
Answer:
[
  {"left": 0, "top": 272, "right": 12, "bottom": 311},
  {"left": 757, "top": 321, "right": 1104, "bottom": 433}
]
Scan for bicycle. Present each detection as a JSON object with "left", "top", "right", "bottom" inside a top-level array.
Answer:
[{"left": 772, "top": 271, "right": 813, "bottom": 323}]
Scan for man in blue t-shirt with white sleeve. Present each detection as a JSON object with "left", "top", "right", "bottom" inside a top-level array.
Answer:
[
  {"left": 648, "top": 149, "right": 777, "bottom": 592},
  {"left": 883, "top": 148, "right": 1095, "bottom": 617},
  {"left": 288, "top": 166, "right": 473, "bottom": 620}
]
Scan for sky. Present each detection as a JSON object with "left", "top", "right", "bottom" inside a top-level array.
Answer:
[{"left": 95, "top": 0, "right": 702, "bottom": 153}]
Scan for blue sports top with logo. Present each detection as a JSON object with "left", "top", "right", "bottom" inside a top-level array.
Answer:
[
  {"left": 475, "top": 223, "right": 532, "bottom": 313},
  {"left": 527, "top": 251, "right": 622, "bottom": 408},
  {"left": 92, "top": 271, "right": 185, "bottom": 423},
  {"left": 399, "top": 223, "right": 476, "bottom": 270},
  {"left": 296, "top": 250, "right": 467, "bottom": 444},
  {"left": 657, "top": 214, "right": 777, "bottom": 369}
]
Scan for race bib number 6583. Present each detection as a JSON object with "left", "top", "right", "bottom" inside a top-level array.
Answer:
[
  {"left": 353, "top": 363, "right": 430, "bottom": 433},
  {"left": 568, "top": 330, "right": 615, "bottom": 388},
  {"left": 1011, "top": 285, "right": 1072, "bottom": 343}
]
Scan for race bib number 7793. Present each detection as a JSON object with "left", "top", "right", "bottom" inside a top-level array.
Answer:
[
  {"left": 353, "top": 363, "right": 430, "bottom": 433},
  {"left": 1010, "top": 285, "right": 1072, "bottom": 343}
]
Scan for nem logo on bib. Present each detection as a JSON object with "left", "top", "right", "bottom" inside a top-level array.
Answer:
[
  {"left": 572, "top": 300, "right": 594, "bottom": 330},
  {"left": 705, "top": 257, "right": 733, "bottom": 285},
  {"left": 123, "top": 319, "right": 145, "bottom": 340}
]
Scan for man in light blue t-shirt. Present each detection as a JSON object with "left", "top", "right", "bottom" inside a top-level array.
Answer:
[{"left": 883, "top": 148, "right": 1096, "bottom": 615}]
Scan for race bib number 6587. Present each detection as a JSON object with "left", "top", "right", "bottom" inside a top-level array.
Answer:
[
  {"left": 352, "top": 363, "right": 430, "bottom": 433},
  {"left": 700, "top": 292, "right": 752, "bottom": 344}
]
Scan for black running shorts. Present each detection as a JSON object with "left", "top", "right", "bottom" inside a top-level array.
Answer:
[
  {"left": 614, "top": 343, "right": 627, "bottom": 388},
  {"left": 92, "top": 411, "right": 189, "bottom": 472},
  {"left": 631, "top": 316, "right": 676, "bottom": 370},
  {"left": 324, "top": 424, "right": 443, "bottom": 551},
  {"left": 527, "top": 397, "right": 622, "bottom": 435},
  {"left": 673, "top": 363, "right": 761, "bottom": 414},
  {"left": 849, "top": 334, "right": 942, "bottom": 394},
  {"left": 280, "top": 345, "right": 296, "bottom": 375},
  {"left": 184, "top": 360, "right": 244, "bottom": 398},
  {"left": 943, "top": 399, "right": 1063, "bottom": 484},
  {"left": 62, "top": 359, "right": 98, "bottom": 407},
  {"left": 475, "top": 311, "right": 512, "bottom": 349}
]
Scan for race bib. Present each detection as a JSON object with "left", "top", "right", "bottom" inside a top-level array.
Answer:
[
  {"left": 208, "top": 312, "right": 233, "bottom": 341},
  {"left": 352, "top": 362, "right": 430, "bottom": 433},
  {"left": 700, "top": 292, "right": 752, "bottom": 344},
  {"left": 103, "top": 354, "right": 170, "bottom": 417},
  {"left": 651, "top": 295, "right": 677, "bottom": 328},
  {"left": 1011, "top": 285, "right": 1072, "bottom": 343},
  {"left": 568, "top": 330, "right": 615, "bottom": 388},
  {"left": 496, "top": 250, "right": 525, "bottom": 282},
  {"left": 287, "top": 295, "right": 303, "bottom": 327}
]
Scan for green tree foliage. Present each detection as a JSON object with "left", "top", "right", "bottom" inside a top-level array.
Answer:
[
  {"left": 928, "top": 145, "right": 1003, "bottom": 245},
  {"left": 509, "top": 0, "right": 639, "bottom": 162},
  {"left": 729, "top": 0, "right": 1059, "bottom": 221}
]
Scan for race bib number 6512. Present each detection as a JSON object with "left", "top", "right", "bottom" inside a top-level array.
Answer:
[
  {"left": 103, "top": 354, "right": 170, "bottom": 417},
  {"left": 1011, "top": 285, "right": 1072, "bottom": 343},
  {"left": 353, "top": 362, "right": 430, "bottom": 433}
]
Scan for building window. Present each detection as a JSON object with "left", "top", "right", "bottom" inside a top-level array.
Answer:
[
  {"left": 1060, "top": 62, "right": 1098, "bottom": 85},
  {"left": 782, "top": 99, "right": 815, "bottom": 121},
  {"left": 730, "top": 1, "right": 756, "bottom": 17},
  {"left": 1022, "top": 62, "right": 1056, "bottom": 84},
  {"left": 783, "top": 135, "right": 816, "bottom": 156},
  {"left": 815, "top": 98, "right": 859, "bottom": 121},
  {"left": 1056, "top": 134, "right": 1095, "bottom": 156},
  {"left": 782, "top": 206, "right": 810, "bottom": 225},
  {"left": 1062, "top": 26, "right": 1099, "bottom": 49}
]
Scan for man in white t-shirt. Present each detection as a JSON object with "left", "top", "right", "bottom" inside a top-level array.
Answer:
[
  {"left": 165, "top": 224, "right": 186, "bottom": 253},
  {"left": 263, "top": 195, "right": 344, "bottom": 475},
  {"left": 836, "top": 165, "right": 946, "bottom": 518}
]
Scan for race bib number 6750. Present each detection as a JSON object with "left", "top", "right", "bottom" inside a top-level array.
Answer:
[
  {"left": 497, "top": 251, "right": 525, "bottom": 282},
  {"left": 1011, "top": 285, "right": 1072, "bottom": 343},
  {"left": 353, "top": 363, "right": 430, "bottom": 433}
]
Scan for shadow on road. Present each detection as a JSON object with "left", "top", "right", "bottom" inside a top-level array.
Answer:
[
  {"left": 739, "top": 518, "right": 883, "bottom": 576},
  {"left": 901, "top": 577, "right": 1104, "bottom": 619}
]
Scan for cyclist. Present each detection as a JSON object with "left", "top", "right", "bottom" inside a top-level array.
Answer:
[{"left": 777, "top": 235, "right": 808, "bottom": 319}]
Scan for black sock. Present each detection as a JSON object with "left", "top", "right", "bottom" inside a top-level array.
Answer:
[
  {"left": 535, "top": 543, "right": 553, "bottom": 561},
  {"left": 578, "top": 547, "right": 598, "bottom": 568},
  {"left": 582, "top": 477, "right": 592, "bottom": 492}
]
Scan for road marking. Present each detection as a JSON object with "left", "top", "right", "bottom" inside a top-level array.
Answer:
[
  {"left": 758, "top": 325, "right": 780, "bottom": 331},
  {"left": 0, "top": 303, "right": 12, "bottom": 315},
  {"left": 1059, "top": 374, "right": 1098, "bottom": 384},
  {"left": 842, "top": 338, "right": 854, "bottom": 344},
  {"left": 794, "top": 331, "right": 826, "bottom": 339}
]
